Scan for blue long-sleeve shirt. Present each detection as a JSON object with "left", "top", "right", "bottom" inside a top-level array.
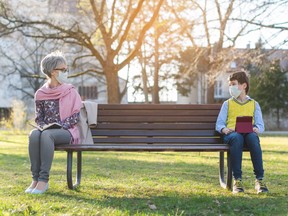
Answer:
[{"left": 215, "top": 96, "right": 265, "bottom": 134}]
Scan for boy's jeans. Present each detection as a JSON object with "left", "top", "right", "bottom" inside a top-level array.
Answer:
[{"left": 223, "top": 132, "right": 264, "bottom": 180}]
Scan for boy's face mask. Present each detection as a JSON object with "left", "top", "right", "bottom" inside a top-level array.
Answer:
[{"left": 229, "top": 85, "right": 242, "bottom": 98}]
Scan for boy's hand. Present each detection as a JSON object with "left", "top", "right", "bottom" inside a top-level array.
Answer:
[
  {"left": 221, "top": 128, "right": 234, "bottom": 135},
  {"left": 253, "top": 127, "right": 259, "bottom": 134}
]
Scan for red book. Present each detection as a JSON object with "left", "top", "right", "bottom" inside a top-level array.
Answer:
[{"left": 235, "top": 116, "right": 253, "bottom": 133}]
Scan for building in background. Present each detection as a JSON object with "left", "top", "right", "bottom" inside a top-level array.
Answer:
[
  {"left": 0, "top": 0, "right": 127, "bottom": 122},
  {"left": 177, "top": 47, "right": 288, "bottom": 105}
]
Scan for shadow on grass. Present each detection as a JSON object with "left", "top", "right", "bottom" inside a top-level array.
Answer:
[
  {"left": 45, "top": 188, "right": 287, "bottom": 215},
  {"left": 0, "top": 139, "right": 24, "bottom": 144},
  {"left": 0, "top": 153, "right": 28, "bottom": 164},
  {"left": 52, "top": 151, "right": 223, "bottom": 185},
  {"left": 262, "top": 149, "right": 288, "bottom": 154},
  {"left": 43, "top": 151, "right": 288, "bottom": 190}
]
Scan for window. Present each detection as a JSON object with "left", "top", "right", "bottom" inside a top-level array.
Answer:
[
  {"left": 48, "top": 0, "right": 78, "bottom": 13},
  {"left": 0, "top": 108, "right": 11, "bottom": 121},
  {"left": 49, "top": 0, "right": 64, "bottom": 13},
  {"left": 214, "top": 80, "right": 223, "bottom": 97},
  {"left": 78, "top": 86, "right": 98, "bottom": 100},
  {"left": 230, "top": 61, "right": 237, "bottom": 69}
]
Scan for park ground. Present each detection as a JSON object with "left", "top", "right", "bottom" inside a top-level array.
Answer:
[{"left": 0, "top": 131, "right": 287, "bottom": 215}]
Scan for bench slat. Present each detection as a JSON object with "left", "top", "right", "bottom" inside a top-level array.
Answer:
[
  {"left": 92, "top": 137, "right": 222, "bottom": 144},
  {"left": 94, "top": 123, "right": 216, "bottom": 130},
  {"left": 91, "top": 130, "right": 220, "bottom": 136},
  {"left": 98, "top": 104, "right": 222, "bottom": 110},
  {"left": 98, "top": 116, "right": 218, "bottom": 123},
  {"left": 98, "top": 109, "right": 220, "bottom": 116}
]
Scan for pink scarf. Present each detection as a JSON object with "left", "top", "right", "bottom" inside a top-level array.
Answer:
[{"left": 35, "top": 82, "right": 82, "bottom": 144}]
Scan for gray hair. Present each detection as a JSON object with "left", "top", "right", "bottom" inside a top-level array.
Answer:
[{"left": 40, "top": 50, "right": 67, "bottom": 78}]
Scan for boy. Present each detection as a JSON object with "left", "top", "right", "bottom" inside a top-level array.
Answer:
[{"left": 216, "top": 71, "right": 269, "bottom": 194}]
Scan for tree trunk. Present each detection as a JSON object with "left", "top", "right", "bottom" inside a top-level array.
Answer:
[
  {"left": 276, "top": 108, "right": 280, "bottom": 129},
  {"left": 139, "top": 49, "right": 149, "bottom": 103},
  {"left": 105, "top": 66, "right": 120, "bottom": 104},
  {"left": 153, "top": 23, "right": 160, "bottom": 104},
  {"left": 207, "top": 76, "right": 215, "bottom": 104},
  {"left": 153, "top": 66, "right": 160, "bottom": 104},
  {"left": 141, "top": 67, "right": 149, "bottom": 103}
]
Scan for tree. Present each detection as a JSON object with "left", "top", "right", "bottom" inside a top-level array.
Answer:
[
  {"left": 0, "top": 38, "right": 59, "bottom": 99},
  {"left": 131, "top": 1, "right": 182, "bottom": 103},
  {"left": 232, "top": 1, "right": 288, "bottom": 48},
  {"left": 172, "top": 0, "right": 288, "bottom": 103},
  {"left": 1, "top": 0, "right": 288, "bottom": 105},
  {"left": 170, "top": 0, "right": 237, "bottom": 103},
  {"left": 0, "top": 0, "right": 164, "bottom": 103},
  {"left": 250, "top": 60, "right": 288, "bottom": 129},
  {"left": 175, "top": 47, "right": 208, "bottom": 97}
]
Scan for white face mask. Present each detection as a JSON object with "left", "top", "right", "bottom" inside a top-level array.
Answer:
[
  {"left": 56, "top": 72, "right": 68, "bottom": 84},
  {"left": 229, "top": 85, "right": 242, "bottom": 98}
]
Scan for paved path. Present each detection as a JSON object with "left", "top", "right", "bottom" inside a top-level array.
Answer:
[{"left": 262, "top": 131, "right": 288, "bottom": 136}]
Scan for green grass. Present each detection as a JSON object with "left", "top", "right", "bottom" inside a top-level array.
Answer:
[{"left": 0, "top": 131, "right": 287, "bottom": 215}]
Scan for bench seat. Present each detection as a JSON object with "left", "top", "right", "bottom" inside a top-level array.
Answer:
[
  {"left": 55, "top": 144, "right": 230, "bottom": 151},
  {"left": 55, "top": 104, "right": 235, "bottom": 190}
]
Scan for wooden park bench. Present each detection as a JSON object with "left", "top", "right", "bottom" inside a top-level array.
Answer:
[{"left": 55, "top": 104, "right": 235, "bottom": 190}]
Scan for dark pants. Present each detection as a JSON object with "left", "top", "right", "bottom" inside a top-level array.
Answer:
[
  {"left": 223, "top": 132, "right": 264, "bottom": 180},
  {"left": 28, "top": 129, "right": 72, "bottom": 182}
]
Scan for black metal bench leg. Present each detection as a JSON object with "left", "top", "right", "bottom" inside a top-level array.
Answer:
[
  {"left": 219, "top": 151, "right": 232, "bottom": 190},
  {"left": 66, "top": 151, "right": 82, "bottom": 190},
  {"left": 67, "top": 151, "right": 73, "bottom": 189},
  {"left": 75, "top": 151, "right": 82, "bottom": 188},
  {"left": 226, "top": 151, "right": 232, "bottom": 190},
  {"left": 219, "top": 151, "right": 226, "bottom": 188}
]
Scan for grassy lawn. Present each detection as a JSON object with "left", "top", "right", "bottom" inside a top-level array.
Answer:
[{"left": 0, "top": 130, "right": 287, "bottom": 215}]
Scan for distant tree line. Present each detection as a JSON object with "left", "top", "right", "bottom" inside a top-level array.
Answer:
[{"left": 0, "top": 0, "right": 288, "bottom": 105}]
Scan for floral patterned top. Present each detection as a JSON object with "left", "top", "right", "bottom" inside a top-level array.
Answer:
[{"left": 35, "top": 99, "right": 79, "bottom": 130}]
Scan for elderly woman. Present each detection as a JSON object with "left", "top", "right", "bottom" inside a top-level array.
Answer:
[{"left": 25, "top": 51, "right": 82, "bottom": 194}]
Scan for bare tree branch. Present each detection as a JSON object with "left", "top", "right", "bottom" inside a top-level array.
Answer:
[
  {"left": 118, "top": 0, "right": 165, "bottom": 70},
  {"left": 68, "top": 69, "right": 104, "bottom": 78},
  {"left": 114, "top": 0, "right": 145, "bottom": 56},
  {"left": 169, "top": 5, "right": 197, "bottom": 47},
  {"left": 193, "top": 1, "right": 212, "bottom": 48},
  {"left": 232, "top": 18, "right": 288, "bottom": 31},
  {"left": 108, "top": 0, "right": 117, "bottom": 38},
  {"left": 111, "top": 0, "right": 133, "bottom": 42}
]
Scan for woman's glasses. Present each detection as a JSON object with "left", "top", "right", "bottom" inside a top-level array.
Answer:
[{"left": 54, "top": 68, "right": 69, "bottom": 73}]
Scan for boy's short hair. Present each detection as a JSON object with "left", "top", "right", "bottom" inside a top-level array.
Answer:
[{"left": 229, "top": 71, "right": 250, "bottom": 94}]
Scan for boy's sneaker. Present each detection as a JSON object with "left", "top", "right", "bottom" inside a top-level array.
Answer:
[
  {"left": 255, "top": 179, "right": 269, "bottom": 194},
  {"left": 233, "top": 179, "right": 244, "bottom": 194}
]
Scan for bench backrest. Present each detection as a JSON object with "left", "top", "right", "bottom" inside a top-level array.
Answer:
[{"left": 91, "top": 104, "right": 222, "bottom": 146}]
